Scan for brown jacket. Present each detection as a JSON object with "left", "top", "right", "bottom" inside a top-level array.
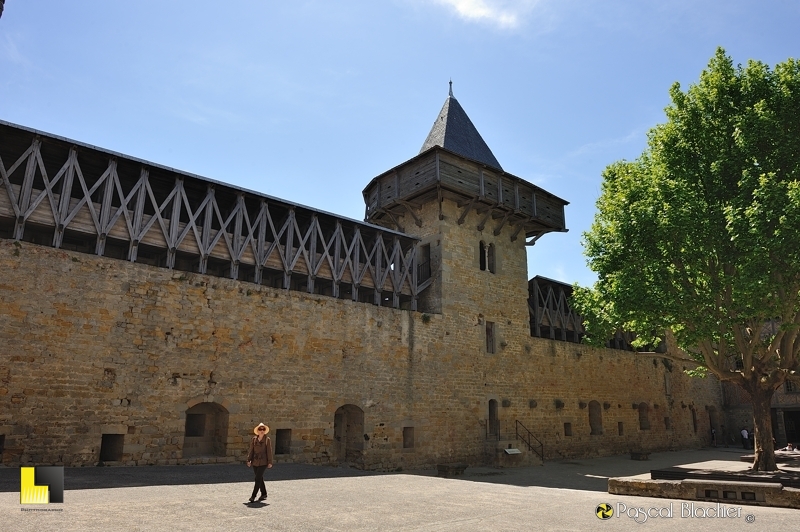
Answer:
[{"left": 247, "top": 435, "right": 273, "bottom": 467}]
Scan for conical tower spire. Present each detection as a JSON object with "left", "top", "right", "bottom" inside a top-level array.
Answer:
[{"left": 420, "top": 83, "right": 502, "bottom": 171}]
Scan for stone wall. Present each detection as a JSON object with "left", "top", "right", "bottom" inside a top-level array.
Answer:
[{"left": 0, "top": 231, "right": 724, "bottom": 469}]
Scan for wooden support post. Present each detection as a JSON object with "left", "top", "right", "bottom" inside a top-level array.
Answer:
[
  {"left": 352, "top": 227, "right": 361, "bottom": 288},
  {"left": 457, "top": 197, "right": 476, "bottom": 225},
  {"left": 14, "top": 138, "right": 39, "bottom": 240},
  {"left": 477, "top": 208, "right": 493, "bottom": 232},
  {"left": 384, "top": 209, "right": 404, "bottom": 233},
  {"left": 333, "top": 221, "right": 342, "bottom": 284},
  {"left": 166, "top": 177, "right": 183, "bottom": 268},
  {"left": 479, "top": 169, "right": 485, "bottom": 198},
  {"left": 510, "top": 220, "right": 527, "bottom": 242},
  {"left": 128, "top": 168, "right": 149, "bottom": 262},
  {"left": 374, "top": 234, "right": 383, "bottom": 296},
  {"left": 95, "top": 159, "right": 117, "bottom": 256},
  {"left": 397, "top": 200, "right": 423, "bottom": 227},
  {"left": 231, "top": 193, "right": 244, "bottom": 278},
  {"left": 497, "top": 175, "right": 504, "bottom": 205},
  {"left": 255, "top": 200, "right": 267, "bottom": 284},
  {"left": 493, "top": 211, "right": 511, "bottom": 236},
  {"left": 53, "top": 148, "right": 77, "bottom": 249},
  {"left": 309, "top": 215, "right": 318, "bottom": 281},
  {"left": 199, "top": 185, "right": 214, "bottom": 273},
  {"left": 534, "top": 280, "right": 541, "bottom": 337},
  {"left": 284, "top": 208, "right": 295, "bottom": 280}
]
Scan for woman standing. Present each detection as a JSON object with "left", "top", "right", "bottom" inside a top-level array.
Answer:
[{"left": 246, "top": 423, "right": 273, "bottom": 503}]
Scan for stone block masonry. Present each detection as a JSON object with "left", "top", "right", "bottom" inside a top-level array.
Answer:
[{"left": 1, "top": 229, "right": 723, "bottom": 469}]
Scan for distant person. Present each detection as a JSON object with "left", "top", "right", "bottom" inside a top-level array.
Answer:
[
  {"left": 246, "top": 423, "right": 273, "bottom": 503},
  {"left": 711, "top": 428, "right": 717, "bottom": 447},
  {"left": 741, "top": 428, "right": 749, "bottom": 449},
  {"left": 778, "top": 442, "right": 796, "bottom": 451}
]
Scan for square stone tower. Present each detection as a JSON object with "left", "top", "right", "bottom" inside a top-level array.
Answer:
[{"left": 362, "top": 87, "right": 569, "bottom": 334}]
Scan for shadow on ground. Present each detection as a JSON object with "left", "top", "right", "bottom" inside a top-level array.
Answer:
[
  {"left": 407, "top": 448, "right": 753, "bottom": 492},
  {"left": 0, "top": 448, "right": 773, "bottom": 494},
  {"left": 0, "top": 462, "right": 377, "bottom": 492}
]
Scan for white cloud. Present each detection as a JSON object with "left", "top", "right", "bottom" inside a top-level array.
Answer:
[
  {"left": 2, "top": 34, "right": 32, "bottom": 68},
  {"left": 433, "top": 0, "right": 542, "bottom": 29},
  {"left": 567, "top": 129, "right": 641, "bottom": 158}
]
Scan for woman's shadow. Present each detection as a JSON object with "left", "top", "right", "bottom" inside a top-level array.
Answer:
[{"left": 243, "top": 500, "right": 269, "bottom": 508}]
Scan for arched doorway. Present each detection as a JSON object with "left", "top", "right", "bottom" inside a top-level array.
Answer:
[
  {"left": 333, "top": 404, "right": 365, "bottom": 466},
  {"left": 183, "top": 402, "right": 229, "bottom": 457},
  {"left": 589, "top": 400, "right": 603, "bottom": 435}
]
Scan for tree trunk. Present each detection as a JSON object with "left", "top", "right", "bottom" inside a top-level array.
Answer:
[{"left": 749, "top": 387, "right": 778, "bottom": 472}]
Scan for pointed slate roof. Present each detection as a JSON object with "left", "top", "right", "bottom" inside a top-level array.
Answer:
[{"left": 419, "top": 86, "right": 503, "bottom": 171}]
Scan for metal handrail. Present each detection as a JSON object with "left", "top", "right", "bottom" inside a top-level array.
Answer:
[{"left": 515, "top": 420, "right": 544, "bottom": 463}]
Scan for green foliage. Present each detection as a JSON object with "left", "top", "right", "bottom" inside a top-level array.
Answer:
[{"left": 577, "top": 48, "right": 800, "bottom": 390}]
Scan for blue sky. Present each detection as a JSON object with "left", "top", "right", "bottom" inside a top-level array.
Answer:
[{"left": 1, "top": 1, "right": 797, "bottom": 287}]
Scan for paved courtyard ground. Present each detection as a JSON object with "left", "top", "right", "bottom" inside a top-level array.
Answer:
[{"left": 1, "top": 448, "right": 797, "bottom": 531}]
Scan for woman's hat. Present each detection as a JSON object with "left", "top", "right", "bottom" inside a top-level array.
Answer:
[{"left": 253, "top": 423, "right": 270, "bottom": 435}]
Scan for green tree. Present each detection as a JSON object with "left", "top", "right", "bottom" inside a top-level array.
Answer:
[{"left": 574, "top": 48, "right": 800, "bottom": 472}]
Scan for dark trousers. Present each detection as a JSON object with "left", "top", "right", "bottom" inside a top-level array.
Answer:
[{"left": 251, "top": 465, "right": 267, "bottom": 499}]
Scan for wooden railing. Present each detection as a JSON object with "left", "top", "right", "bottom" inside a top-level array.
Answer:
[{"left": 0, "top": 120, "right": 429, "bottom": 309}]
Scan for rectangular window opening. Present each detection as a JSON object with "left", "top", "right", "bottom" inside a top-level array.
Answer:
[
  {"left": 618, "top": 422, "right": 624, "bottom": 436},
  {"left": 664, "top": 417, "right": 671, "bottom": 430},
  {"left": 275, "top": 429, "right": 291, "bottom": 455},
  {"left": 564, "top": 422, "right": 572, "bottom": 436},
  {"left": 486, "top": 321, "right": 495, "bottom": 354},
  {"left": 99, "top": 434, "right": 124, "bottom": 462},
  {"left": 403, "top": 427, "right": 414, "bottom": 449}
]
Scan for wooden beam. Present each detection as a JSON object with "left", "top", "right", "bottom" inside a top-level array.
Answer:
[
  {"left": 383, "top": 209, "right": 405, "bottom": 233},
  {"left": 95, "top": 159, "right": 117, "bottom": 256},
  {"left": 493, "top": 210, "right": 511, "bottom": 236},
  {"left": 13, "top": 138, "right": 39, "bottom": 240},
  {"left": 53, "top": 148, "right": 78, "bottom": 248},
  {"left": 510, "top": 220, "right": 528, "bottom": 242},
  {"left": 476, "top": 208, "right": 493, "bottom": 232},
  {"left": 128, "top": 168, "right": 149, "bottom": 262},
  {"left": 457, "top": 196, "right": 477, "bottom": 225},
  {"left": 398, "top": 201, "right": 423, "bottom": 228},
  {"left": 497, "top": 174, "right": 503, "bottom": 205}
]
